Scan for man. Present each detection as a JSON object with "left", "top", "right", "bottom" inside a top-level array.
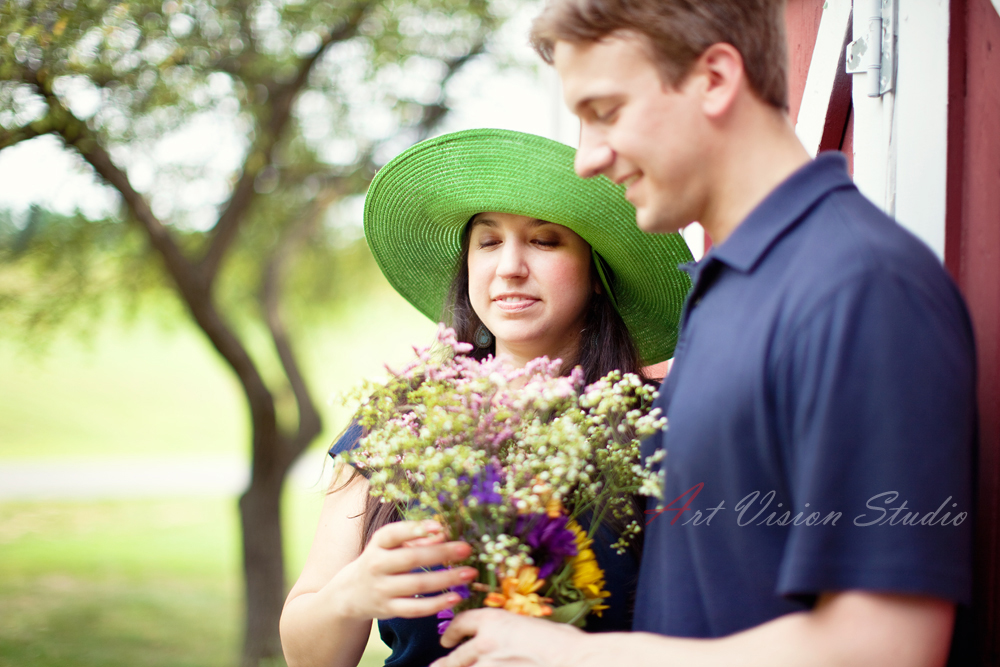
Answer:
[{"left": 431, "top": 1, "right": 977, "bottom": 666}]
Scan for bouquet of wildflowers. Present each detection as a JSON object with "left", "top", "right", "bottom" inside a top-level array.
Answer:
[{"left": 338, "top": 325, "right": 667, "bottom": 631}]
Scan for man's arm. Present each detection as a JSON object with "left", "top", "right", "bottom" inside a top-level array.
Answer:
[{"left": 432, "top": 591, "right": 955, "bottom": 667}]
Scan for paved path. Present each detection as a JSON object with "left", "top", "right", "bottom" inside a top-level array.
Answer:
[{"left": 0, "top": 449, "right": 334, "bottom": 500}]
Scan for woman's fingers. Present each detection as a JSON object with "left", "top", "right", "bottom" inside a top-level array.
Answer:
[
  {"left": 383, "top": 591, "right": 464, "bottom": 619},
  {"left": 372, "top": 520, "right": 443, "bottom": 550},
  {"left": 378, "top": 566, "right": 478, "bottom": 599},
  {"left": 402, "top": 532, "right": 447, "bottom": 548},
  {"left": 376, "top": 540, "right": 472, "bottom": 574},
  {"left": 334, "top": 521, "right": 476, "bottom": 621}
]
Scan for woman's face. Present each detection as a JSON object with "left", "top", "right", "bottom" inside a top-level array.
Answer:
[{"left": 467, "top": 212, "right": 594, "bottom": 365}]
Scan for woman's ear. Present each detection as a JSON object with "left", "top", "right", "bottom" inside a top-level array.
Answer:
[{"left": 592, "top": 271, "right": 604, "bottom": 294}]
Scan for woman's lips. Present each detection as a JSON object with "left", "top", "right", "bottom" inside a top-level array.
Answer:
[{"left": 493, "top": 296, "right": 539, "bottom": 313}]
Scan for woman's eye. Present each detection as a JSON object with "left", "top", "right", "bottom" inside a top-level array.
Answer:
[
  {"left": 533, "top": 238, "right": 559, "bottom": 248},
  {"left": 476, "top": 238, "right": 500, "bottom": 249}
]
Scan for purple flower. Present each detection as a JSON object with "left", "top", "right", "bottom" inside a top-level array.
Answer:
[
  {"left": 517, "top": 513, "right": 578, "bottom": 579},
  {"left": 436, "top": 584, "right": 469, "bottom": 635},
  {"left": 437, "top": 608, "right": 454, "bottom": 635},
  {"left": 462, "top": 464, "right": 504, "bottom": 505}
]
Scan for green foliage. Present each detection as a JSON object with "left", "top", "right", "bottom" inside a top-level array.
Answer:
[
  {"left": 0, "top": 0, "right": 499, "bottom": 140},
  {"left": 0, "top": 206, "right": 165, "bottom": 337},
  {"left": 0, "top": 0, "right": 508, "bottom": 660},
  {"left": 0, "top": 0, "right": 504, "bottom": 335}
]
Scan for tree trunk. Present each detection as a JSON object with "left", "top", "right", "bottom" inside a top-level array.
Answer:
[{"left": 238, "top": 444, "right": 291, "bottom": 667}]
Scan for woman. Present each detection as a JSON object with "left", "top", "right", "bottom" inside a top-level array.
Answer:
[{"left": 279, "top": 129, "right": 692, "bottom": 667}]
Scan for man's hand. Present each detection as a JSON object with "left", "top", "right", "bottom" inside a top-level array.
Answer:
[
  {"left": 432, "top": 609, "right": 586, "bottom": 667},
  {"left": 430, "top": 592, "right": 955, "bottom": 667}
]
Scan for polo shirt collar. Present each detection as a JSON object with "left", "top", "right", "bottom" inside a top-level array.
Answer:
[{"left": 706, "top": 152, "right": 854, "bottom": 274}]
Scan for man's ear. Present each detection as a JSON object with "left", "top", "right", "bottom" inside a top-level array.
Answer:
[{"left": 691, "top": 42, "right": 744, "bottom": 120}]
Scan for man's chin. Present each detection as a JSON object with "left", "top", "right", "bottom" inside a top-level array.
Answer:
[{"left": 635, "top": 207, "right": 686, "bottom": 235}]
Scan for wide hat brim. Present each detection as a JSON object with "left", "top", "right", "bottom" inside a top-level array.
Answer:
[{"left": 363, "top": 128, "right": 693, "bottom": 365}]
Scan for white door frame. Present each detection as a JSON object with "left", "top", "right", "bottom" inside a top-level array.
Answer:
[
  {"left": 795, "top": 0, "right": 951, "bottom": 261},
  {"left": 852, "top": 0, "right": 951, "bottom": 261}
]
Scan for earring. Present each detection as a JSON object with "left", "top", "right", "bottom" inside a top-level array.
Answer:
[{"left": 473, "top": 324, "right": 493, "bottom": 348}]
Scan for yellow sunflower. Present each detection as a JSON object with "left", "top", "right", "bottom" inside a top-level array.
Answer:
[{"left": 566, "top": 519, "right": 611, "bottom": 616}]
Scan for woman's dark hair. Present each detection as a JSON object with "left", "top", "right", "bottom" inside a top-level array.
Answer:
[{"left": 345, "top": 219, "right": 648, "bottom": 560}]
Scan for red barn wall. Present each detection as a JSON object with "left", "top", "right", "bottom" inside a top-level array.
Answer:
[
  {"left": 788, "top": 0, "right": 1000, "bottom": 660},
  {"left": 947, "top": 0, "right": 1000, "bottom": 661},
  {"left": 785, "top": 0, "right": 825, "bottom": 125}
]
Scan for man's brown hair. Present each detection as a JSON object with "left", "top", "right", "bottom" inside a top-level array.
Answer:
[{"left": 530, "top": 0, "right": 788, "bottom": 111}]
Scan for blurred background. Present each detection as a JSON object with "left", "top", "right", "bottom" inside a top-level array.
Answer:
[{"left": 0, "top": 1, "right": 701, "bottom": 665}]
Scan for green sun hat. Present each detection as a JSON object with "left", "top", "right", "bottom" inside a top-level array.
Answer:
[{"left": 363, "top": 128, "right": 694, "bottom": 365}]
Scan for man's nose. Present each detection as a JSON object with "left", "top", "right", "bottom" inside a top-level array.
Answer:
[{"left": 575, "top": 126, "right": 615, "bottom": 179}]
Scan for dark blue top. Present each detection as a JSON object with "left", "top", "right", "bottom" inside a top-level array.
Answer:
[
  {"left": 633, "top": 153, "right": 976, "bottom": 640},
  {"left": 330, "top": 423, "right": 639, "bottom": 667}
]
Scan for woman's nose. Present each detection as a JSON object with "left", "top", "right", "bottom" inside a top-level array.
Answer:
[{"left": 496, "top": 241, "right": 528, "bottom": 279}]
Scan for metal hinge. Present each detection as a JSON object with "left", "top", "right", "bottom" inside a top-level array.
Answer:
[{"left": 845, "top": 0, "right": 897, "bottom": 97}]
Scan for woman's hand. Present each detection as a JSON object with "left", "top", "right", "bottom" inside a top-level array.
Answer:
[
  {"left": 282, "top": 472, "right": 478, "bottom": 667},
  {"left": 330, "top": 519, "right": 478, "bottom": 620}
]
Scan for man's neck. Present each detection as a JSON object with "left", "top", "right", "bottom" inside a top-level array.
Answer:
[{"left": 699, "top": 106, "right": 811, "bottom": 246}]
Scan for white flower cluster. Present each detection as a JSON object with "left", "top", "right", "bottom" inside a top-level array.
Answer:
[
  {"left": 337, "top": 326, "right": 669, "bottom": 553},
  {"left": 478, "top": 533, "right": 532, "bottom": 573},
  {"left": 610, "top": 519, "right": 644, "bottom": 554}
]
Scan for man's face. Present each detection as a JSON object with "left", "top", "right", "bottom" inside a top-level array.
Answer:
[{"left": 554, "top": 34, "right": 710, "bottom": 234}]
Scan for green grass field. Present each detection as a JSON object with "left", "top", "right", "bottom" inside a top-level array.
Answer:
[
  {"left": 0, "top": 495, "right": 392, "bottom": 667},
  {"left": 0, "top": 285, "right": 438, "bottom": 666},
  {"left": 0, "top": 285, "right": 436, "bottom": 461},
  {"left": 0, "top": 498, "right": 242, "bottom": 667}
]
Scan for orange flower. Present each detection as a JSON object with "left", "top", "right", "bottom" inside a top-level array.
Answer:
[
  {"left": 501, "top": 565, "right": 546, "bottom": 596},
  {"left": 482, "top": 565, "right": 554, "bottom": 617},
  {"left": 545, "top": 497, "right": 564, "bottom": 519},
  {"left": 484, "top": 592, "right": 507, "bottom": 608},
  {"left": 504, "top": 591, "right": 554, "bottom": 617}
]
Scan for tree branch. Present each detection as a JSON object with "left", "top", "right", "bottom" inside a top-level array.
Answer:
[
  {"left": 82, "top": 136, "right": 287, "bottom": 485},
  {"left": 412, "top": 38, "right": 487, "bottom": 142},
  {"left": 259, "top": 187, "right": 347, "bottom": 458},
  {"left": 20, "top": 70, "right": 201, "bottom": 295},
  {"left": 0, "top": 122, "right": 54, "bottom": 150},
  {"left": 79, "top": 141, "right": 205, "bottom": 291},
  {"left": 199, "top": 0, "right": 376, "bottom": 287},
  {"left": 18, "top": 74, "right": 285, "bottom": 467}
]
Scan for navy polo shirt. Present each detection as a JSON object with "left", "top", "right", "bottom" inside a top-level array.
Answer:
[{"left": 633, "top": 153, "right": 976, "bottom": 639}]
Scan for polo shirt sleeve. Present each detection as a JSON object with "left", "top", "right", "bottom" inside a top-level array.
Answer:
[{"left": 771, "top": 268, "right": 976, "bottom": 604}]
